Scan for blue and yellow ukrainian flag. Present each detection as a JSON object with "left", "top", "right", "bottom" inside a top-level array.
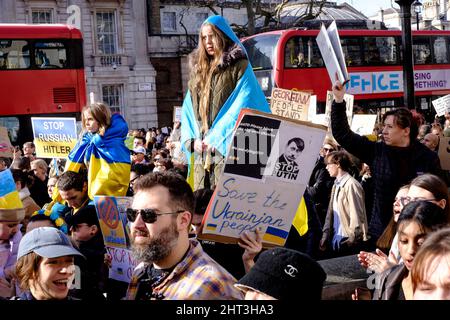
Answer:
[
  {"left": 181, "top": 15, "right": 270, "bottom": 189},
  {"left": 263, "top": 226, "right": 290, "bottom": 246},
  {"left": 65, "top": 113, "right": 131, "bottom": 199},
  {"left": 0, "top": 169, "right": 23, "bottom": 210},
  {"left": 0, "top": 169, "right": 25, "bottom": 221}
]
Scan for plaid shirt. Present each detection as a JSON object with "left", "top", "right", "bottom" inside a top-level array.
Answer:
[{"left": 125, "top": 239, "right": 243, "bottom": 300}]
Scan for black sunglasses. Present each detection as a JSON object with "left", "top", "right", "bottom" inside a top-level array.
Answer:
[{"left": 126, "top": 208, "right": 184, "bottom": 224}]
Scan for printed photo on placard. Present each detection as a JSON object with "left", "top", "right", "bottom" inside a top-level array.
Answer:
[{"left": 224, "top": 114, "right": 280, "bottom": 180}]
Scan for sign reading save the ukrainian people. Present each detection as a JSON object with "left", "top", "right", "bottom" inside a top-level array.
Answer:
[
  {"left": 31, "top": 117, "right": 77, "bottom": 158},
  {"left": 198, "top": 109, "right": 326, "bottom": 247}
]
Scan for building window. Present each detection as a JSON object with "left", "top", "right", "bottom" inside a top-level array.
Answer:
[
  {"left": 162, "top": 12, "right": 177, "bottom": 32},
  {"left": 195, "top": 13, "right": 208, "bottom": 30},
  {"left": 31, "top": 9, "right": 53, "bottom": 24},
  {"left": 96, "top": 11, "right": 118, "bottom": 54},
  {"left": 102, "top": 84, "right": 124, "bottom": 115}
]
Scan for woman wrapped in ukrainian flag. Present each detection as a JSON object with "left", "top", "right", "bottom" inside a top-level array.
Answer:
[
  {"left": 34, "top": 103, "right": 131, "bottom": 230},
  {"left": 181, "top": 15, "right": 270, "bottom": 191},
  {"left": 65, "top": 102, "right": 131, "bottom": 199}
]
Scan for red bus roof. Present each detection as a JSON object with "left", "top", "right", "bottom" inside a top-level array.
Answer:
[
  {"left": 244, "top": 28, "right": 450, "bottom": 39},
  {"left": 0, "top": 24, "right": 82, "bottom": 39}
]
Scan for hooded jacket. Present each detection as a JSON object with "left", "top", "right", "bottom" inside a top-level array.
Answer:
[{"left": 188, "top": 43, "right": 248, "bottom": 132}]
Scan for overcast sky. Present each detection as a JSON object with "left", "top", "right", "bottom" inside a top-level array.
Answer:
[{"left": 336, "top": 0, "right": 397, "bottom": 17}]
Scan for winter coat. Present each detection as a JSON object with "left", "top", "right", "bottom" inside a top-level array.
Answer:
[
  {"left": 188, "top": 43, "right": 248, "bottom": 133},
  {"left": 331, "top": 100, "right": 445, "bottom": 239},
  {"left": 322, "top": 174, "right": 369, "bottom": 246}
]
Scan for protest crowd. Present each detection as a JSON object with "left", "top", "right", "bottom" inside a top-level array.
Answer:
[{"left": 1, "top": 15, "right": 450, "bottom": 302}]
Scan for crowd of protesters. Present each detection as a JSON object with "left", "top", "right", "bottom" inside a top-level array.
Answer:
[{"left": 1, "top": 15, "right": 450, "bottom": 302}]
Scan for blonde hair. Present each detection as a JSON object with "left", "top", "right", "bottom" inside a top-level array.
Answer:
[
  {"left": 81, "top": 102, "right": 112, "bottom": 136},
  {"left": 31, "top": 159, "right": 48, "bottom": 173},
  {"left": 190, "top": 23, "right": 229, "bottom": 133}
]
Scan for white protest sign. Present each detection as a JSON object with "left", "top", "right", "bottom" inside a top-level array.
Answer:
[
  {"left": 351, "top": 114, "right": 378, "bottom": 136},
  {"left": 432, "top": 94, "right": 450, "bottom": 117},
  {"left": 324, "top": 91, "right": 354, "bottom": 127},
  {"left": 173, "top": 106, "right": 182, "bottom": 122},
  {"left": 270, "top": 88, "right": 310, "bottom": 121},
  {"left": 198, "top": 109, "right": 326, "bottom": 247},
  {"left": 316, "top": 22, "right": 349, "bottom": 85},
  {"left": 106, "top": 247, "right": 137, "bottom": 283}
]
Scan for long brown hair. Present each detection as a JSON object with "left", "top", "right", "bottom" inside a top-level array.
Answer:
[
  {"left": 81, "top": 102, "right": 112, "bottom": 136},
  {"left": 15, "top": 252, "right": 43, "bottom": 291},
  {"left": 189, "top": 23, "right": 229, "bottom": 133}
]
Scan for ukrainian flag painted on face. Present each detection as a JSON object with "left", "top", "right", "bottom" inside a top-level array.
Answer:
[
  {"left": 66, "top": 113, "right": 131, "bottom": 199},
  {"left": 181, "top": 15, "right": 270, "bottom": 189}
]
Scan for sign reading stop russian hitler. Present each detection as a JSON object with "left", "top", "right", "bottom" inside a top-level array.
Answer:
[
  {"left": 31, "top": 117, "right": 77, "bottom": 158},
  {"left": 270, "top": 88, "right": 310, "bottom": 121}
]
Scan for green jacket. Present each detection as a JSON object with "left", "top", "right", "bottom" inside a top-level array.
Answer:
[{"left": 188, "top": 43, "right": 248, "bottom": 132}]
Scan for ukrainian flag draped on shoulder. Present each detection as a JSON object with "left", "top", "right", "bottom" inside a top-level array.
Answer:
[
  {"left": 181, "top": 15, "right": 270, "bottom": 176},
  {"left": 66, "top": 113, "right": 131, "bottom": 199}
]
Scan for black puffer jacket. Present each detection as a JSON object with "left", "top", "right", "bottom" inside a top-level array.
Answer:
[{"left": 331, "top": 100, "right": 445, "bottom": 239}]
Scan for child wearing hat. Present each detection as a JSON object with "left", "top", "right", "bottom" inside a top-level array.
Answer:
[
  {"left": 12, "top": 227, "right": 83, "bottom": 300},
  {"left": 0, "top": 169, "right": 26, "bottom": 298},
  {"left": 235, "top": 247, "right": 326, "bottom": 300}
]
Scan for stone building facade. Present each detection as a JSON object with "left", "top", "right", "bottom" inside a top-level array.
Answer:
[{"left": 0, "top": 0, "right": 158, "bottom": 129}]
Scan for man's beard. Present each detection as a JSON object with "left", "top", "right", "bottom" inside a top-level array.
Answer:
[{"left": 131, "top": 220, "right": 179, "bottom": 264}]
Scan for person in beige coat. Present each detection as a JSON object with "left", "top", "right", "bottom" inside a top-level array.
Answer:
[{"left": 320, "top": 151, "right": 369, "bottom": 258}]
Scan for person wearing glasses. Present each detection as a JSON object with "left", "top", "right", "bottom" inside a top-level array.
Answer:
[
  {"left": 307, "top": 137, "right": 338, "bottom": 226},
  {"left": 357, "top": 173, "right": 449, "bottom": 274},
  {"left": 353, "top": 200, "right": 448, "bottom": 300},
  {"left": 125, "top": 172, "right": 242, "bottom": 300},
  {"left": 331, "top": 80, "right": 447, "bottom": 250}
]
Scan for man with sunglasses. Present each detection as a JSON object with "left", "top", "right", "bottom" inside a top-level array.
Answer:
[{"left": 125, "top": 172, "right": 242, "bottom": 300}]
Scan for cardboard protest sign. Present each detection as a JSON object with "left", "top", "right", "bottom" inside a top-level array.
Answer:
[
  {"left": 432, "top": 94, "right": 450, "bottom": 117},
  {"left": 173, "top": 106, "right": 182, "bottom": 122},
  {"left": 198, "top": 109, "right": 327, "bottom": 247},
  {"left": 270, "top": 88, "right": 310, "bottom": 121},
  {"left": 94, "top": 196, "right": 136, "bottom": 283},
  {"left": 316, "top": 21, "right": 349, "bottom": 85},
  {"left": 324, "top": 90, "right": 354, "bottom": 127},
  {"left": 351, "top": 114, "right": 378, "bottom": 136},
  {"left": 31, "top": 117, "right": 77, "bottom": 158},
  {"left": 105, "top": 246, "right": 137, "bottom": 284},
  {"left": 0, "top": 127, "right": 13, "bottom": 158},
  {"left": 439, "top": 136, "right": 450, "bottom": 170}
]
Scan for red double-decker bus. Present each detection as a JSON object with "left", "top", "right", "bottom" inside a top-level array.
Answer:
[
  {"left": 242, "top": 28, "right": 450, "bottom": 117},
  {"left": 0, "top": 24, "right": 86, "bottom": 146}
]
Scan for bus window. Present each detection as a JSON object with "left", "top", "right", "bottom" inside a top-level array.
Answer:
[
  {"left": 413, "top": 37, "right": 431, "bottom": 64},
  {"left": 284, "top": 36, "right": 324, "bottom": 68},
  {"left": 341, "top": 37, "right": 362, "bottom": 66},
  {"left": 363, "top": 36, "right": 398, "bottom": 65},
  {"left": 243, "top": 34, "right": 279, "bottom": 70},
  {"left": 0, "top": 40, "right": 30, "bottom": 69},
  {"left": 432, "top": 36, "right": 449, "bottom": 64},
  {"left": 34, "top": 41, "right": 67, "bottom": 68}
]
